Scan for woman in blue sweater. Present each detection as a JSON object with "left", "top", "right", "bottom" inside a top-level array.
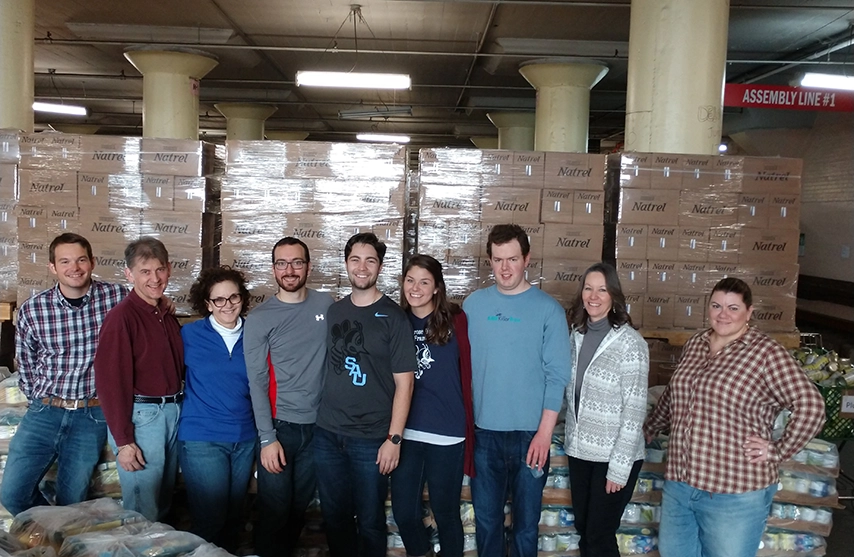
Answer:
[
  {"left": 177, "top": 266, "right": 255, "bottom": 552},
  {"left": 391, "top": 255, "right": 474, "bottom": 557}
]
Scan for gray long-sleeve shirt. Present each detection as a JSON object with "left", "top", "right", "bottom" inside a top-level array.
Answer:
[{"left": 244, "top": 289, "right": 334, "bottom": 445}]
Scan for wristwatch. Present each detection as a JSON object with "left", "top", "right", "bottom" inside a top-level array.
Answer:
[{"left": 387, "top": 433, "right": 403, "bottom": 445}]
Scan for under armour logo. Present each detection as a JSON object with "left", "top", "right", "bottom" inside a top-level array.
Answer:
[{"left": 315, "top": 314, "right": 324, "bottom": 321}]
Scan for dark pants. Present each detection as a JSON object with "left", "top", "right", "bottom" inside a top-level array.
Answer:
[
  {"left": 314, "top": 426, "right": 389, "bottom": 557},
  {"left": 568, "top": 457, "right": 643, "bottom": 557},
  {"left": 391, "top": 440, "right": 464, "bottom": 557},
  {"left": 254, "top": 421, "right": 316, "bottom": 557}
]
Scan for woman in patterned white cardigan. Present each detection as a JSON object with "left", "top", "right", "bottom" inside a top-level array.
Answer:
[{"left": 563, "top": 262, "right": 650, "bottom": 557}]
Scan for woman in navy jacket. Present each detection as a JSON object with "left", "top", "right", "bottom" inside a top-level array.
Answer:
[{"left": 177, "top": 266, "right": 255, "bottom": 552}]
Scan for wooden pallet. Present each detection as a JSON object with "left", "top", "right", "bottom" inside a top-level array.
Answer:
[{"left": 640, "top": 328, "right": 801, "bottom": 349}]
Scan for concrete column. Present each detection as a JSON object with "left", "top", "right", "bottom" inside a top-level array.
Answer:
[
  {"left": 265, "top": 131, "right": 309, "bottom": 141},
  {"left": 625, "top": 0, "right": 728, "bottom": 155},
  {"left": 470, "top": 136, "right": 498, "bottom": 149},
  {"left": 519, "top": 59, "right": 608, "bottom": 153},
  {"left": 51, "top": 124, "right": 101, "bottom": 134},
  {"left": 0, "top": 0, "right": 34, "bottom": 131},
  {"left": 215, "top": 103, "right": 277, "bottom": 140},
  {"left": 486, "top": 112, "right": 535, "bottom": 150},
  {"left": 124, "top": 48, "right": 218, "bottom": 139}
]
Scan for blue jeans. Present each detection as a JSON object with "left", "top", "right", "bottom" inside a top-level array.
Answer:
[
  {"left": 658, "top": 480, "right": 778, "bottom": 557},
  {"left": 471, "top": 429, "right": 549, "bottom": 557},
  {"left": 391, "top": 440, "right": 464, "bottom": 557},
  {"left": 0, "top": 399, "right": 107, "bottom": 515},
  {"left": 255, "top": 421, "right": 316, "bottom": 557},
  {"left": 179, "top": 439, "right": 254, "bottom": 553},
  {"left": 108, "top": 402, "right": 180, "bottom": 522},
  {"left": 314, "top": 427, "right": 389, "bottom": 557}
]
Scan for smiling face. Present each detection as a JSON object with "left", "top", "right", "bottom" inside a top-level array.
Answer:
[
  {"left": 708, "top": 290, "right": 753, "bottom": 340},
  {"left": 490, "top": 239, "right": 531, "bottom": 295},
  {"left": 403, "top": 265, "right": 437, "bottom": 316},
  {"left": 273, "top": 243, "right": 310, "bottom": 293},
  {"left": 49, "top": 242, "right": 94, "bottom": 297},
  {"left": 581, "top": 271, "right": 612, "bottom": 323},
  {"left": 205, "top": 280, "right": 243, "bottom": 329},
  {"left": 346, "top": 242, "right": 382, "bottom": 292},
  {"left": 125, "top": 256, "right": 171, "bottom": 306}
]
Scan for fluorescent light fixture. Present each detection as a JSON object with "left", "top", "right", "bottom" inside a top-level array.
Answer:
[
  {"left": 296, "top": 71, "right": 411, "bottom": 90},
  {"left": 356, "top": 133, "right": 410, "bottom": 143},
  {"left": 33, "top": 102, "right": 88, "bottom": 116},
  {"left": 718, "top": 143, "right": 728, "bottom": 153},
  {"left": 801, "top": 72, "right": 854, "bottom": 91},
  {"left": 339, "top": 106, "right": 412, "bottom": 120}
]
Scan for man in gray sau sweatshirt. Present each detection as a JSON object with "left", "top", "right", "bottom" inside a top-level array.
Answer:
[{"left": 244, "top": 236, "right": 334, "bottom": 557}]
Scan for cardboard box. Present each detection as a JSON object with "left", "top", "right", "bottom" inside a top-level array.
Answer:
[
  {"left": 140, "top": 139, "right": 211, "bottom": 176},
  {"left": 743, "top": 263, "right": 799, "bottom": 298},
  {"left": 540, "top": 189, "right": 575, "bottom": 224},
  {"left": 705, "top": 262, "right": 743, "bottom": 290},
  {"left": 678, "top": 227, "right": 709, "bottom": 262},
  {"left": 648, "top": 153, "right": 684, "bottom": 190},
  {"left": 614, "top": 152, "right": 652, "bottom": 189},
  {"left": 17, "top": 215, "right": 47, "bottom": 242},
  {"left": 673, "top": 294, "right": 706, "bottom": 329},
  {"left": 221, "top": 210, "right": 287, "bottom": 246},
  {"left": 678, "top": 262, "right": 709, "bottom": 295},
  {"left": 17, "top": 273, "right": 52, "bottom": 303},
  {"left": 643, "top": 294, "right": 675, "bottom": 329},
  {"left": 0, "top": 163, "right": 17, "bottom": 200},
  {"left": 707, "top": 226, "right": 742, "bottom": 263},
  {"left": 542, "top": 224, "right": 604, "bottom": 261},
  {"left": 77, "top": 173, "right": 143, "bottom": 208},
  {"left": 543, "top": 153, "right": 607, "bottom": 190},
  {"left": 625, "top": 294, "right": 644, "bottom": 327},
  {"left": 419, "top": 184, "right": 482, "bottom": 220},
  {"left": 480, "top": 187, "right": 541, "bottom": 224},
  {"left": 616, "top": 259, "right": 648, "bottom": 294},
  {"left": 742, "top": 157, "right": 802, "bottom": 193},
  {"left": 47, "top": 214, "right": 81, "bottom": 237},
  {"left": 678, "top": 191, "right": 738, "bottom": 227},
  {"left": 0, "top": 130, "right": 20, "bottom": 164},
  {"left": 682, "top": 155, "right": 743, "bottom": 191},
  {"left": 572, "top": 190, "right": 605, "bottom": 225},
  {"left": 751, "top": 296, "right": 797, "bottom": 332},
  {"left": 540, "top": 259, "right": 591, "bottom": 306},
  {"left": 647, "top": 226, "right": 679, "bottom": 261},
  {"left": 18, "top": 239, "right": 50, "bottom": 266},
  {"left": 18, "top": 170, "right": 78, "bottom": 206},
  {"left": 614, "top": 224, "right": 648, "bottom": 260},
  {"left": 18, "top": 133, "right": 81, "bottom": 170},
  {"left": 417, "top": 219, "right": 450, "bottom": 256},
  {"left": 767, "top": 194, "right": 800, "bottom": 229},
  {"left": 79, "top": 208, "right": 141, "bottom": 246},
  {"left": 647, "top": 261, "right": 680, "bottom": 294},
  {"left": 91, "top": 243, "right": 131, "bottom": 281},
  {"left": 173, "top": 176, "right": 208, "bottom": 212},
  {"left": 447, "top": 220, "right": 482, "bottom": 257},
  {"left": 512, "top": 151, "right": 546, "bottom": 187},
  {"left": 140, "top": 210, "right": 214, "bottom": 248},
  {"left": 79, "top": 136, "right": 140, "bottom": 174},
  {"left": 737, "top": 193, "right": 770, "bottom": 228},
  {"left": 0, "top": 200, "right": 16, "bottom": 231},
  {"left": 287, "top": 214, "right": 340, "bottom": 251},
  {"left": 168, "top": 246, "right": 206, "bottom": 280},
  {"left": 618, "top": 189, "right": 680, "bottom": 225},
  {"left": 141, "top": 175, "right": 175, "bottom": 210},
  {"left": 219, "top": 246, "right": 274, "bottom": 281},
  {"left": 740, "top": 228, "right": 799, "bottom": 264}
]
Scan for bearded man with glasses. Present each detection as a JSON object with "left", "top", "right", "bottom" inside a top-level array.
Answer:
[{"left": 243, "top": 236, "right": 334, "bottom": 557}]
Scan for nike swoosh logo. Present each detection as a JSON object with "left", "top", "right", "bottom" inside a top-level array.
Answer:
[{"left": 375, "top": 312, "right": 388, "bottom": 318}]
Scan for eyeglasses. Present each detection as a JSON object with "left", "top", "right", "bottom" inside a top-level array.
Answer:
[
  {"left": 209, "top": 293, "right": 242, "bottom": 307},
  {"left": 274, "top": 259, "right": 306, "bottom": 270}
]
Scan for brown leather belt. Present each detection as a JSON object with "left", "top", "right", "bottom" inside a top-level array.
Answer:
[{"left": 41, "top": 397, "right": 100, "bottom": 410}]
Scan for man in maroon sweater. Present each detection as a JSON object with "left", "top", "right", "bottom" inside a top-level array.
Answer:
[{"left": 95, "top": 237, "right": 184, "bottom": 521}]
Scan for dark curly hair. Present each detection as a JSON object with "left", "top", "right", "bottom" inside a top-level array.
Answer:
[
  {"left": 569, "top": 262, "right": 632, "bottom": 333},
  {"left": 188, "top": 266, "right": 251, "bottom": 317}
]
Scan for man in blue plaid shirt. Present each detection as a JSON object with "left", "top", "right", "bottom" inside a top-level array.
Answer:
[{"left": 0, "top": 233, "right": 127, "bottom": 515}]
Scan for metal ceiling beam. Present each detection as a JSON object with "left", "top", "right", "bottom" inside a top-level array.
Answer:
[
  {"left": 454, "top": 2, "right": 500, "bottom": 109},
  {"left": 398, "top": 0, "right": 854, "bottom": 9}
]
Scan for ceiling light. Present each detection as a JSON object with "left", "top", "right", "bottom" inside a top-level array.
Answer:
[
  {"left": 33, "top": 102, "right": 88, "bottom": 116},
  {"left": 800, "top": 72, "right": 854, "bottom": 91},
  {"left": 356, "top": 133, "right": 410, "bottom": 143},
  {"left": 296, "top": 71, "right": 411, "bottom": 90},
  {"left": 339, "top": 106, "right": 412, "bottom": 120},
  {"left": 718, "top": 143, "right": 728, "bottom": 153}
]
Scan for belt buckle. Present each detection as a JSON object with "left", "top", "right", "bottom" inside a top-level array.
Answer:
[{"left": 69, "top": 399, "right": 81, "bottom": 410}]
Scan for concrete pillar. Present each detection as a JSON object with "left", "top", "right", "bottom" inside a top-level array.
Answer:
[
  {"left": 470, "top": 136, "right": 498, "bottom": 149},
  {"left": 265, "top": 131, "right": 309, "bottom": 141},
  {"left": 519, "top": 59, "right": 608, "bottom": 153},
  {"left": 124, "top": 48, "right": 218, "bottom": 139},
  {"left": 215, "top": 103, "right": 277, "bottom": 140},
  {"left": 625, "top": 0, "right": 729, "bottom": 155},
  {"left": 486, "top": 112, "right": 535, "bottom": 150},
  {"left": 51, "top": 124, "right": 101, "bottom": 134},
  {"left": 0, "top": 0, "right": 34, "bottom": 132}
]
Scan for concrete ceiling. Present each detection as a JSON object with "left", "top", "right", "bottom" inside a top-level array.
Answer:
[{"left": 30, "top": 0, "right": 854, "bottom": 147}]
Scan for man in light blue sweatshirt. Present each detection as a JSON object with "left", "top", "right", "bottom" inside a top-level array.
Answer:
[{"left": 462, "top": 224, "right": 572, "bottom": 557}]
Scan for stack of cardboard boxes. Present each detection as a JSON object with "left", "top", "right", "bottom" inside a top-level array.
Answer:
[
  {"left": 0, "top": 131, "right": 19, "bottom": 302},
  {"left": 417, "top": 149, "right": 608, "bottom": 307},
  {"left": 609, "top": 153, "right": 801, "bottom": 331},
  {"left": 14, "top": 133, "right": 220, "bottom": 313},
  {"left": 221, "top": 141, "right": 407, "bottom": 303}
]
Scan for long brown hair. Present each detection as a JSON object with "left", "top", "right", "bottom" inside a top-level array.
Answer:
[
  {"left": 401, "top": 254, "right": 461, "bottom": 345},
  {"left": 569, "top": 262, "right": 632, "bottom": 333}
]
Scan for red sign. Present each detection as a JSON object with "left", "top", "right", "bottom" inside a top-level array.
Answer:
[{"left": 724, "top": 84, "right": 854, "bottom": 112}]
